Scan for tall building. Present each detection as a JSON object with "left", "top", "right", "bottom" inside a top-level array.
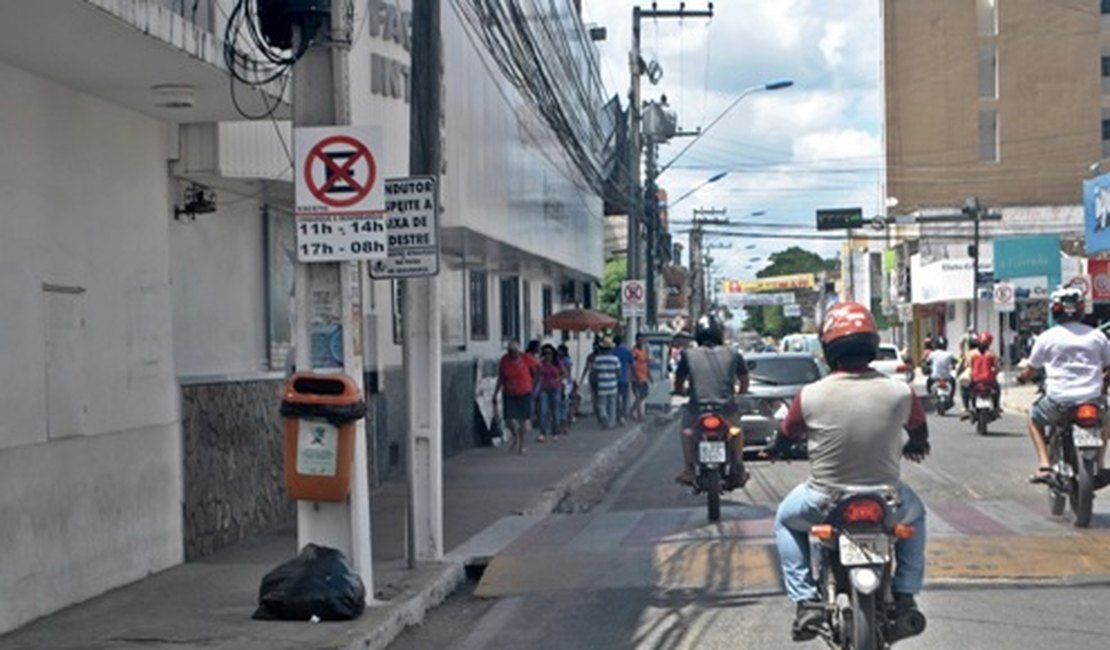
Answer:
[{"left": 885, "top": 0, "right": 1105, "bottom": 208}]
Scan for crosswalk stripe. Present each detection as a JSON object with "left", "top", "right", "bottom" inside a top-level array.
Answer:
[
  {"left": 923, "top": 505, "right": 964, "bottom": 538},
  {"left": 926, "top": 500, "right": 1012, "bottom": 535},
  {"left": 563, "top": 510, "right": 643, "bottom": 553},
  {"left": 972, "top": 499, "right": 1065, "bottom": 535}
]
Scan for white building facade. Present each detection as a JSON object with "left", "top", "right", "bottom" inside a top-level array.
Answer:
[{"left": 0, "top": 0, "right": 606, "bottom": 634}]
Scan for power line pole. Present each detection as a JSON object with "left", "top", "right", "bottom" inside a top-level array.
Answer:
[
  {"left": 629, "top": 3, "right": 714, "bottom": 333},
  {"left": 964, "top": 196, "right": 984, "bottom": 333},
  {"left": 405, "top": 0, "right": 444, "bottom": 565},
  {"left": 290, "top": 5, "right": 374, "bottom": 590},
  {"left": 689, "top": 207, "right": 727, "bottom": 320}
]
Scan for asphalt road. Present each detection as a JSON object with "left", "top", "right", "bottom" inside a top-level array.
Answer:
[{"left": 389, "top": 406, "right": 1110, "bottom": 649}]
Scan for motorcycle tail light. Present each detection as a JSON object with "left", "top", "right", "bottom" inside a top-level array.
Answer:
[
  {"left": 1076, "top": 403, "right": 1101, "bottom": 428},
  {"left": 894, "top": 524, "right": 916, "bottom": 539},
  {"left": 937, "top": 379, "right": 948, "bottom": 388},
  {"left": 842, "top": 498, "right": 885, "bottom": 525},
  {"left": 975, "top": 384, "right": 993, "bottom": 395},
  {"left": 810, "top": 524, "right": 835, "bottom": 540},
  {"left": 699, "top": 415, "right": 723, "bottom": 430}
]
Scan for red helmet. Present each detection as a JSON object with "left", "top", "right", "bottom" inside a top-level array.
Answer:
[
  {"left": 821, "top": 302, "right": 880, "bottom": 367},
  {"left": 976, "top": 331, "right": 993, "bottom": 348}
]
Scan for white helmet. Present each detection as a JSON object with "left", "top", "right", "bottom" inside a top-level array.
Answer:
[{"left": 1050, "top": 286, "right": 1085, "bottom": 321}]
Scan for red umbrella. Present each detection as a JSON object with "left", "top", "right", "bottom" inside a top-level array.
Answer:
[{"left": 543, "top": 308, "right": 618, "bottom": 332}]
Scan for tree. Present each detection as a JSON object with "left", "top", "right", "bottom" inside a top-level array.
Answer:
[
  {"left": 744, "top": 246, "right": 837, "bottom": 339},
  {"left": 598, "top": 256, "right": 626, "bottom": 319}
]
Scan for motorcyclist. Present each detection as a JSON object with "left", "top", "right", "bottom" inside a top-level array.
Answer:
[
  {"left": 1019, "top": 287, "right": 1110, "bottom": 485},
  {"left": 672, "top": 314, "right": 750, "bottom": 488},
  {"left": 764, "top": 302, "right": 929, "bottom": 642},
  {"left": 926, "top": 336, "right": 955, "bottom": 407},
  {"left": 965, "top": 331, "right": 1000, "bottom": 416}
]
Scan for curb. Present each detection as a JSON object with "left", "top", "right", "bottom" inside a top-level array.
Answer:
[
  {"left": 345, "top": 411, "right": 674, "bottom": 650},
  {"left": 519, "top": 417, "right": 658, "bottom": 517}
]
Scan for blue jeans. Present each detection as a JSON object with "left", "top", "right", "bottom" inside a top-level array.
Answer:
[
  {"left": 774, "top": 481, "right": 927, "bottom": 602},
  {"left": 596, "top": 392, "right": 617, "bottom": 428},
  {"left": 539, "top": 389, "right": 563, "bottom": 434}
]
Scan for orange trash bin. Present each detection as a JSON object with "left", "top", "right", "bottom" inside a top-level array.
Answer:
[{"left": 280, "top": 372, "right": 367, "bottom": 502}]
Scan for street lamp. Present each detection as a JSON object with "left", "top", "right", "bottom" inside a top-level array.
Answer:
[
  {"left": 669, "top": 171, "right": 728, "bottom": 210},
  {"left": 657, "top": 79, "right": 794, "bottom": 177}
]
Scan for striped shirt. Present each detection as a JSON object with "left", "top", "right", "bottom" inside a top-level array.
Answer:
[{"left": 593, "top": 352, "right": 621, "bottom": 395}]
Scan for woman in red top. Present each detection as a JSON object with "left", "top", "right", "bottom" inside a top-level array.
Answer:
[
  {"left": 537, "top": 344, "right": 568, "bottom": 440},
  {"left": 494, "top": 341, "right": 539, "bottom": 454}
]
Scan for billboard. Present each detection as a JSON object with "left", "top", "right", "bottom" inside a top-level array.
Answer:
[
  {"left": 994, "top": 235, "right": 1061, "bottom": 291},
  {"left": 1084, "top": 172, "right": 1110, "bottom": 254},
  {"left": 722, "top": 273, "right": 816, "bottom": 294}
]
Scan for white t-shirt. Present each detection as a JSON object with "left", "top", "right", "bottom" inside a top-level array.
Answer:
[
  {"left": 929, "top": 350, "right": 954, "bottom": 380},
  {"left": 1028, "top": 322, "right": 1110, "bottom": 403}
]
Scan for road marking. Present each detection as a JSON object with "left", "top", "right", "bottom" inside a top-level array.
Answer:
[
  {"left": 564, "top": 511, "right": 643, "bottom": 553},
  {"left": 973, "top": 499, "right": 1063, "bottom": 535},
  {"left": 927, "top": 500, "right": 1012, "bottom": 536},
  {"left": 455, "top": 596, "right": 524, "bottom": 650}
]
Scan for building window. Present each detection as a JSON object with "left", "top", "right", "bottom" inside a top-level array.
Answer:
[
  {"left": 1103, "top": 56, "right": 1110, "bottom": 78},
  {"left": 978, "top": 44, "right": 997, "bottom": 99},
  {"left": 500, "top": 276, "right": 520, "bottom": 342},
  {"left": 522, "top": 279, "right": 532, "bottom": 342},
  {"left": 978, "top": 109, "right": 998, "bottom": 162},
  {"left": 1103, "top": 53, "right": 1110, "bottom": 94},
  {"left": 542, "top": 285, "right": 554, "bottom": 335},
  {"left": 264, "top": 208, "right": 296, "bottom": 370},
  {"left": 1102, "top": 111, "right": 1110, "bottom": 157},
  {"left": 1103, "top": 0, "right": 1110, "bottom": 15},
  {"left": 469, "top": 270, "right": 488, "bottom": 340},
  {"left": 581, "top": 281, "right": 593, "bottom": 309},
  {"left": 976, "top": 0, "right": 997, "bottom": 36}
]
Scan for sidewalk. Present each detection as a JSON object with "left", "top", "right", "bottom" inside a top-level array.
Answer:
[{"left": 0, "top": 410, "right": 669, "bottom": 650}]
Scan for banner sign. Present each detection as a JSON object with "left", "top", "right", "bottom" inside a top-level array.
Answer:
[
  {"left": 722, "top": 273, "right": 815, "bottom": 294},
  {"left": 723, "top": 291, "right": 797, "bottom": 307},
  {"left": 1012, "top": 276, "right": 1049, "bottom": 301},
  {"left": 994, "top": 235, "right": 1061, "bottom": 290},
  {"left": 1090, "top": 259, "right": 1110, "bottom": 302},
  {"left": 1084, "top": 172, "right": 1110, "bottom": 254},
  {"left": 911, "top": 256, "right": 974, "bottom": 304}
]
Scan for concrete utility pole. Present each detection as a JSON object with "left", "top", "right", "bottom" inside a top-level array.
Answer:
[
  {"left": 965, "top": 196, "right": 984, "bottom": 333},
  {"left": 629, "top": 3, "right": 714, "bottom": 333},
  {"left": 291, "top": 5, "right": 374, "bottom": 590},
  {"left": 689, "top": 207, "right": 727, "bottom": 320},
  {"left": 405, "top": 0, "right": 444, "bottom": 565}
]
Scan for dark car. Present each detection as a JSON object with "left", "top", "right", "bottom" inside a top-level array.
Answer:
[{"left": 738, "top": 352, "right": 828, "bottom": 459}]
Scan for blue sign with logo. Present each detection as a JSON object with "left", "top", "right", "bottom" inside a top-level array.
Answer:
[
  {"left": 1085, "top": 172, "right": 1110, "bottom": 254},
  {"left": 994, "top": 235, "right": 1060, "bottom": 291}
]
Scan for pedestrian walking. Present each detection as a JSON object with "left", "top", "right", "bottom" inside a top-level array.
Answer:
[
  {"left": 592, "top": 338, "right": 621, "bottom": 429},
  {"left": 494, "top": 340, "right": 540, "bottom": 454},
  {"left": 579, "top": 342, "right": 603, "bottom": 424},
  {"left": 613, "top": 334, "right": 634, "bottom": 424},
  {"left": 557, "top": 344, "right": 576, "bottom": 427},
  {"left": 631, "top": 334, "right": 651, "bottom": 421},
  {"left": 526, "top": 339, "right": 542, "bottom": 428},
  {"left": 537, "top": 344, "right": 567, "bottom": 441}
]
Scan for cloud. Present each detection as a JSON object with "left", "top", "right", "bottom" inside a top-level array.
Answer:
[{"left": 581, "top": 0, "right": 882, "bottom": 281}]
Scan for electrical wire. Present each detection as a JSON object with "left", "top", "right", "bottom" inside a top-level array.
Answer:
[{"left": 222, "top": 0, "right": 310, "bottom": 120}]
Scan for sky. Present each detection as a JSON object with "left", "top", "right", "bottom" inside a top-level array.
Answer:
[{"left": 580, "top": 0, "right": 884, "bottom": 285}]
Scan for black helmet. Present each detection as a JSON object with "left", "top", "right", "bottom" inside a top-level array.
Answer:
[
  {"left": 934, "top": 336, "right": 948, "bottom": 350},
  {"left": 694, "top": 314, "right": 724, "bottom": 347}
]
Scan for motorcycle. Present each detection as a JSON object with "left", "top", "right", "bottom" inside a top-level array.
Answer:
[
  {"left": 929, "top": 377, "right": 954, "bottom": 416},
  {"left": 692, "top": 403, "right": 743, "bottom": 522},
  {"left": 969, "top": 382, "right": 999, "bottom": 436},
  {"left": 809, "top": 487, "right": 927, "bottom": 649},
  {"left": 1044, "top": 401, "right": 1104, "bottom": 528}
]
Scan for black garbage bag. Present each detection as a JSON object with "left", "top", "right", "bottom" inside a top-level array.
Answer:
[{"left": 252, "top": 544, "right": 366, "bottom": 621}]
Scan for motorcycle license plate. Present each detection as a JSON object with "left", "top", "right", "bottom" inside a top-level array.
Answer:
[
  {"left": 975, "top": 397, "right": 992, "bottom": 409},
  {"left": 838, "top": 534, "right": 890, "bottom": 566},
  {"left": 698, "top": 441, "right": 727, "bottom": 463},
  {"left": 1074, "top": 427, "right": 1104, "bottom": 448}
]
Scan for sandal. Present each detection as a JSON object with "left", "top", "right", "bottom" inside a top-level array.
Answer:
[{"left": 1028, "top": 467, "right": 1053, "bottom": 484}]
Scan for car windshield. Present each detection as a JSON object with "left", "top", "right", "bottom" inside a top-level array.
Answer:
[
  {"left": 876, "top": 347, "right": 898, "bottom": 361},
  {"left": 747, "top": 357, "right": 821, "bottom": 385}
]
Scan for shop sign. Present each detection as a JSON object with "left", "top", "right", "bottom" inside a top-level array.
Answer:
[
  {"left": 1084, "top": 172, "right": 1110, "bottom": 254},
  {"left": 722, "top": 273, "right": 815, "bottom": 294}
]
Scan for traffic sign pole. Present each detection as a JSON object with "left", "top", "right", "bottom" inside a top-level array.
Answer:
[{"left": 290, "top": 10, "right": 374, "bottom": 595}]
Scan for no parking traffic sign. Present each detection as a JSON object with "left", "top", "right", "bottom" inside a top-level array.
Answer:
[
  {"left": 993, "top": 282, "right": 1015, "bottom": 313},
  {"left": 295, "top": 126, "right": 384, "bottom": 214},
  {"left": 622, "top": 280, "right": 646, "bottom": 318}
]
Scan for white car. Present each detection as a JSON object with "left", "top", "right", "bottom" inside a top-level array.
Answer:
[{"left": 872, "top": 343, "right": 911, "bottom": 382}]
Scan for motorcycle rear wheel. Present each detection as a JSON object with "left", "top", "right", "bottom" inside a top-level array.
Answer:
[
  {"left": 1048, "top": 433, "right": 1066, "bottom": 516},
  {"left": 1073, "top": 456, "right": 1096, "bottom": 528},
  {"left": 976, "top": 415, "right": 988, "bottom": 436},
  {"left": 704, "top": 466, "right": 721, "bottom": 522},
  {"left": 849, "top": 590, "right": 880, "bottom": 650}
]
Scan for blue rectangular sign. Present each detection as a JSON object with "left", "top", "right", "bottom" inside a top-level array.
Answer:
[
  {"left": 993, "top": 235, "right": 1060, "bottom": 291},
  {"left": 1085, "top": 172, "right": 1110, "bottom": 254}
]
